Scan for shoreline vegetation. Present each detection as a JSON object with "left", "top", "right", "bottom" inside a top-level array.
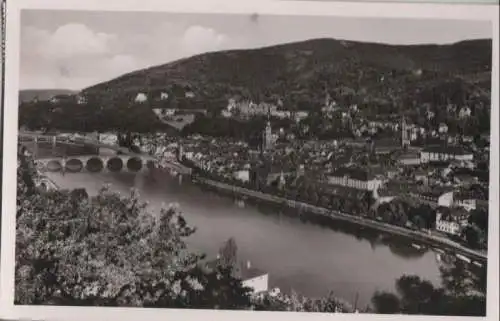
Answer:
[
  {"left": 16, "top": 146, "right": 487, "bottom": 315},
  {"left": 190, "top": 175, "right": 487, "bottom": 263}
]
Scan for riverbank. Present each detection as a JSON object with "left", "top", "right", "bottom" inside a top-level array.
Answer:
[{"left": 193, "top": 176, "right": 487, "bottom": 263}]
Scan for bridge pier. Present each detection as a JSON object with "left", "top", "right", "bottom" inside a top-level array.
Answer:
[{"left": 178, "top": 175, "right": 183, "bottom": 185}]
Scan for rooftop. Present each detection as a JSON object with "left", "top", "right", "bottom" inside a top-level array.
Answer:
[
  {"left": 422, "top": 145, "right": 472, "bottom": 155},
  {"left": 329, "top": 166, "right": 376, "bottom": 181}
]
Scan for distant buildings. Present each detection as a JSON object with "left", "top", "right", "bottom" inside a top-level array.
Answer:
[{"left": 420, "top": 146, "right": 474, "bottom": 163}]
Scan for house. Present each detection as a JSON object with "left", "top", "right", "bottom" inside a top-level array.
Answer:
[
  {"left": 435, "top": 207, "right": 468, "bottom": 236},
  {"left": 327, "top": 166, "right": 383, "bottom": 191},
  {"left": 372, "top": 138, "right": 401, "bottom": 155},
  {"left": 185, "top": 91, "right": 195, "bottom": 98},
  {"left": 459, "top": 106, "right": 472, "bottom": 118},
  {"left": 207, "top": 259, "right": 269, "bottom": 294},
  {"left": 408, "top": 188, "right": 454, "bottom": 207},
  {"left": 234, "top": 169, "right": 250, "bottom": 183},
  {"left": 76, "top": 94, "right": 87, "bottom": 105},
  {"left": 239, "top": 261, "right": 269, "bottom": 293},
  {"left": 134, "top": 92, "right": 148, "bottom": 103},
  {"left": 414, "top": 169, "right": 429, "bottom": 185},
  {"left": 160, "top": 92, "right": 169, "bottom": 100},
  {"left": 438, "top": 123, "right": 449, "bottom": 134},
  {"left": 420, "top": 146, "right": 473, "bottom": 163},
  {"left": 398, "top": 151, "right": 421, "bottom": 166}
]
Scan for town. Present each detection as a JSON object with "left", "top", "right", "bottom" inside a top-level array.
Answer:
[{"left": 20, "top": 85, "right": 491, "bottom": 255}]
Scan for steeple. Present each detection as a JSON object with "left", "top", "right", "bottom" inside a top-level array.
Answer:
[{"left": 401, "top": 115, "right": 410, "bottom": 148}]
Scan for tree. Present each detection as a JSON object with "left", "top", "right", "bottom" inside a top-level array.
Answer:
[
  {"left": 219, "top": 237, "right": 238, "bottom": 268},
  {"left": 462, "top": 225, "right": 480, "bottom": 249},
  {"left": 371, "top": 291, "right": 401, "bottom": 314},
  {"left": 15, "top": 152, "right": 252, "bottom": 308},
  {"left": 371, "top": 271, "right": 486, "bottom": 316},
  {"left": 468, "top": 208, "right": 488, "bottom": 235}
]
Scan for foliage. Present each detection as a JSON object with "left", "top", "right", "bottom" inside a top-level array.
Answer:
[
  {"left": 252, "top": 290, "right": 353, "bottom": 313},
  {"left": 218, "top": 237, "right": 238, "bottom": 268},
  {"left": 15, "top": 151, "right": 252, "bottom": 308},
  {"left": 15, "top": 151, "right": 352, "bottom": 312},
  {"left": 371, "top": 260, "right": 486, "bottom": 316}
]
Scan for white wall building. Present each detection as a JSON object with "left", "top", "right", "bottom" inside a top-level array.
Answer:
[
  {"left": 327, "top": 167, "right": 383, "bottom": 191},
  {"left": 234, "top": 170, "right": 250, "bottom": 183},
  {"left": 135, "top": 93, "right": 148, "bottom": 103},
  {"left": 435, "top": 212, "right": 461, "bottom": 236},
  {"left": 420, "top": 146, "right": 474, "bottom": 163}
]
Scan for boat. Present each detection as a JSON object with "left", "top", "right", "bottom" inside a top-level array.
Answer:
[
  {"left": 435, "top": 253, "right": 442, "bottom": 263},
  {"left": 434, "top": 248, "right": 446, "bottom": 254},
  {"left": 456, "top": 253, "right": 472, "bottom": 263},
  {"left": 411, "top": 243, "right": 423, "bottom": 250},
  {"left": 235, "top": 199, "right": 245, "bottom": 208},
  {"left": 472, "top": 261, "right": 483, "bottom": 268}
]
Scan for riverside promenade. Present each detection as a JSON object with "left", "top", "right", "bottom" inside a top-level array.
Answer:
[{"left": 194, "top": 177, "right": 488, "bottom": 263}]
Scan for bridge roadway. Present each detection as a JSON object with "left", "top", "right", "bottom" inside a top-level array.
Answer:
[{"left": 19, "top": 131, "right": 191, "bottom": 175}]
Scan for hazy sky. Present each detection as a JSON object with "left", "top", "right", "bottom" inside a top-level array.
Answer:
[{"left": 20, "top": 10, "right": 492, "bottom": 90}]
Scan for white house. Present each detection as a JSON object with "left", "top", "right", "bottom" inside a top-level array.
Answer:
[
  {"left": 435, "top": 207, "right": 468, "bottom": 236},
  {"left": 437, "top": 191, "right": 454, "bottom": 207},
  {"left": 160, "top": 92, "right": 169, "bottom": 100},
  {"left": 459, "top": 106, "right": 472, "bottom": 118},
  {"left": 435, "top": 211, "right": 461, "bottom": 236},
  {"left": 420, "top": 146, "right": 474, "bottom": 163},
  {"left": 438, "top": 123, "right": 449, "bottom": 134},
  {"left": 234, "top": 169, "right": 250, "bottom": 183},
  {"left": 135, "top": 92, "right": 148, "bottom": 103},
  {"left": 240, "top": 261, "right": 269, "bottom": 294},
  {"left": 76, "top": 94, "right": 87, "bottom": 105},
  {"left": 185, "top": 91, "right": 195, "bottom": 98}
]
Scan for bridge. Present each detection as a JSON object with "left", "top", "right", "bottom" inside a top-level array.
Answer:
[{"left": 19, "top": 132, "right": 192, "bottom": 175}]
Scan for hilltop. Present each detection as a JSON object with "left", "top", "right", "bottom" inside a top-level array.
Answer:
[
  {"left": 19, "top": 89, "right": 78, "bottom": 103},
  {"left": 81, "top": 38, "right": 492, "bottom": 111}
]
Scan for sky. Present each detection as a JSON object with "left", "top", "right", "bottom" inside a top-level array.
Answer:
[{"left": 20, "top": 10, "right": 492, "bottom": 90}]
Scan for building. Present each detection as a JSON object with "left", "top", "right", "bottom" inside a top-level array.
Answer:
[
  {"left": 263, "top": 121, "right": 274, "bottom": 151},
  {"left": 327, "top": 167, "right": 383, "bottom": 191},
  {"left": 76, "top": 94, "right": 87, "bottom": 105},
  {"left": 160, "top": 92, "right": 169, "bottom": 100},
  {"left": 420, "top": 146, "right": 474, "bottom": 163},
  {"left": 234, "top": 169, "right": 250, "bottom": 183},
  {"left": 459, "top": 106, "right": 472, "bottom": 118},
  {"left": 435, "top": 207, "right": 468, "bottom": 236},
  {"left": 401, "top": 116, "right": 410, "bottom": 148},
  {"left": 398, "top": 151, "right": 421, "bottom": 166},
  {"left": 134, "top": 92, "right": 148, "bottom": 103},
  {"left": 239, "top": 261, "right": 269, "bottom": 294}
]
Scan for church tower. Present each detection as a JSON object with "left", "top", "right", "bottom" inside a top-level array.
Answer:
[
  {"left": 401, "top": 115, "right": 410, "bottom": 148},
  {"left": 263, "top": 120, "right": 273, "bottom": 151}
]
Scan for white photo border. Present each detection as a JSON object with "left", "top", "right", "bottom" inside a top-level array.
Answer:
[{"left": 1, "top": 1, "right": 499, "bottom": 321}]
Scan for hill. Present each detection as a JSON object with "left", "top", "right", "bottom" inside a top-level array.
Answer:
[
  {"left": 82, "top": 38, "right": 492, "bottom": 111},
  {"left": 19, "top": 89, "right": 78, "bottom": 103}
]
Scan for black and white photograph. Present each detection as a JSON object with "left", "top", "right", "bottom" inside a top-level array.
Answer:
[{"left": 2, "top": 0, "right": 498, "bottom": 320}]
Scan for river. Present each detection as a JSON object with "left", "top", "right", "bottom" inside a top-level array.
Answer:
[{"left": 44, "top": 168, "right": 446, "bottom": 308}]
